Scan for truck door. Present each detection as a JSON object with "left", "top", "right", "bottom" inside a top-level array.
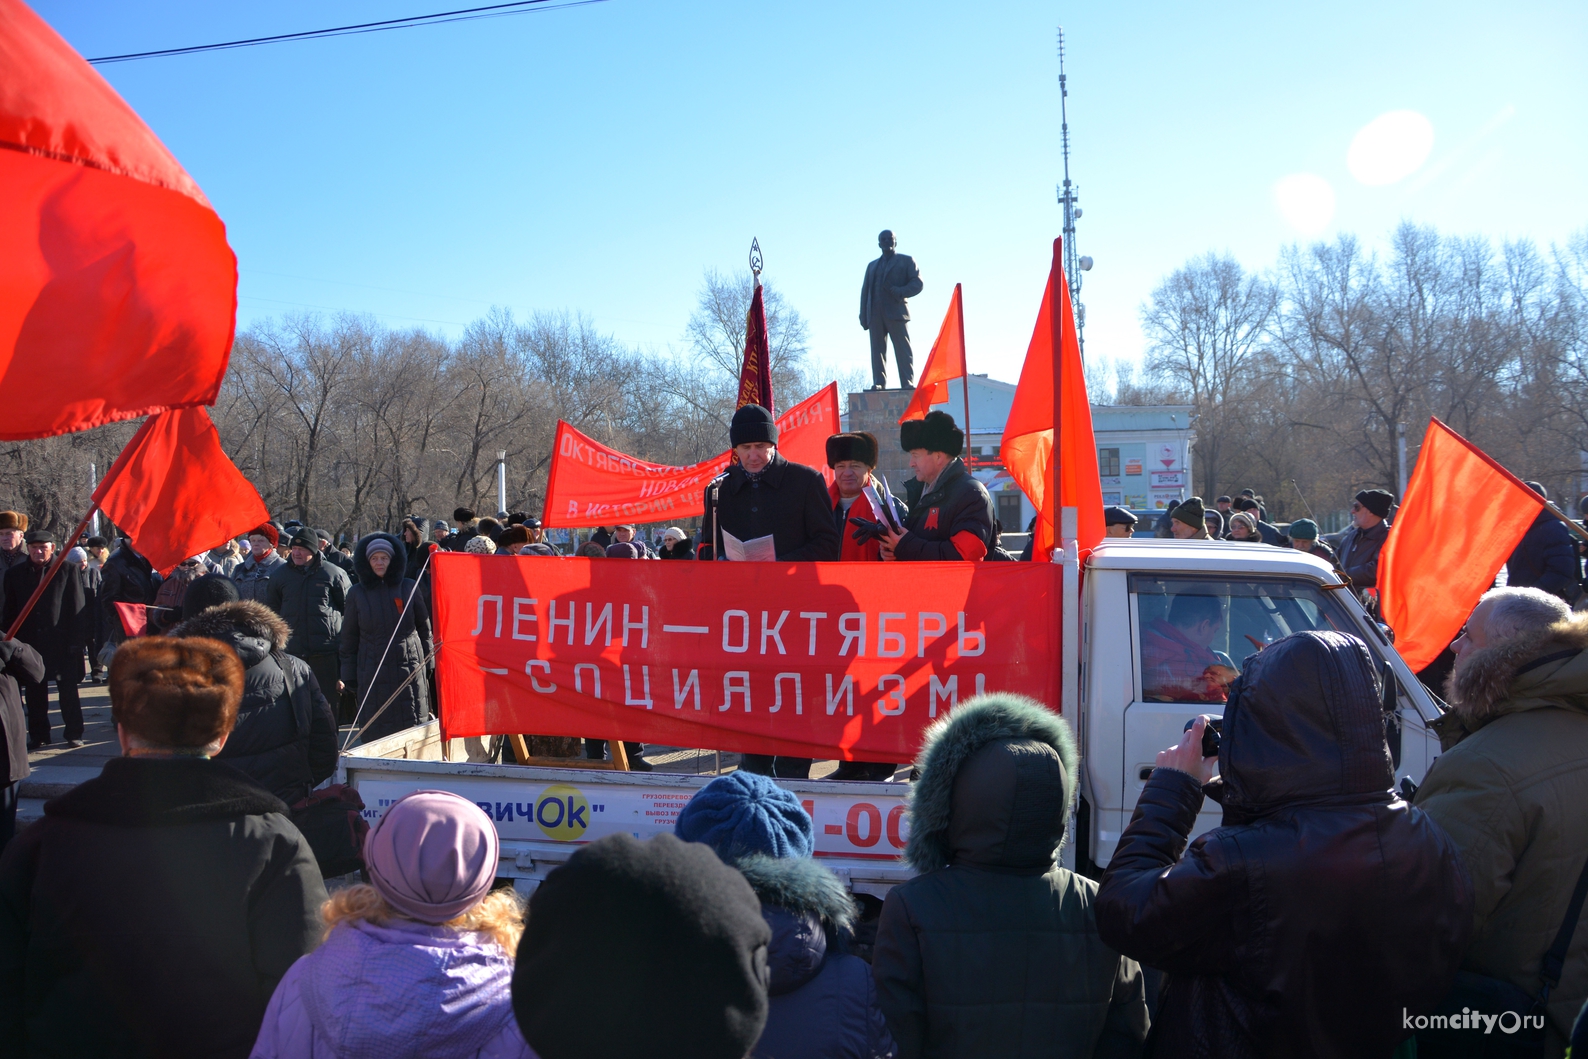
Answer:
[{"left": 1101, "top": 573, "right": 1429, "bottom": 869}]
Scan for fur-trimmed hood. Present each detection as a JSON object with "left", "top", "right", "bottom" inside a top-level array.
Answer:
[
  {"left": 170, "top": 600, "right": 289, "bottom": 668},
  {"left": 735, "top": 854, "right": 857, "bottom": 998},
  {"left": 353, "top": 532, "right": 407, "bottom": 588},
  {"left": 1446, "top": 612, "right": 1588, "bottom": 729},
  {"left": 904, "top": 693, "right": 1078, "bottom": 875}
]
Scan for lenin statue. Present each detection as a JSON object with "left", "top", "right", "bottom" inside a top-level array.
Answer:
[{"left": 859, "top": 230, "right": 923, "bottom": 389}]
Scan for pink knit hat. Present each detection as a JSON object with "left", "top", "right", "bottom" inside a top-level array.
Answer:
[{"left": 364, "top": 790, "right": 500, "bottom": 924}]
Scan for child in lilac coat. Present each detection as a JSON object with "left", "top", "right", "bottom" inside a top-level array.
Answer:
[{"left": 251, "top": 790, "right": 536, "bottom": 1059}]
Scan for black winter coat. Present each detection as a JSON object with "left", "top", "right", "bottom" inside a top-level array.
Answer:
[
  {"left": 0, "top": 640, "right": 43, "bottom": 787},
  {"left": 703, "top": 454, "right": 841, "bottom": 561},
  {"left": 1095, "top": 631, "right": 1473, "bottom": 1059},
  {"left": 1, "top": 561, "right": 86, "bottom": 679},
  {"left": 171, "top": 601, "right": 338, "bottom": 804},
  {"left": 340, "top": 533, "right": 432, "bottom": 742},
  {"left": 1336, "top": 518, "right": 1391, "bottom": 590},
  {"left": 894, "top": 458, "right": 995, "bottom": 562},
  {"left": 873, "top": 694, "right": 1148, "bottom": 1058},
  {"left": 0, "top": 756, "right": 327, "bottom": 1059},
  {"left": 736, "top": 855, "right": 894, "bottom": 1059},
  {"left": 98, "top": 545, "right": 159, "bottom": 643},
  {"left": 265, "top": 551, "right": 351, "bottom": 657},
  {"left": 1506, "top": 509, "right": 1581, "bottom": 601}
]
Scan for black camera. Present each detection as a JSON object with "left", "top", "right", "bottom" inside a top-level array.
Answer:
[{"left": 1183, "top": 715, "right": 1223, "bottom": 758}]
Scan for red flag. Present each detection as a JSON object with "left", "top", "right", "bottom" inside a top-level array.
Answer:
[
  {"left": 113, "top": 601, "right": 149, "bottom": 639},
  {"left": 737, "top": 283, "right": 774, "bottom": 412},
  {"left": 93, "top": 406, "right": 269, "bottom": 574},
  {"left": 899, "top": 283, "right": 967, "bottom": 423},
  {"left": 1002, "top": 240, "right": 1104, "bottom": 561},
  {"left": 1379, "top": 419, "right": 1544, "bottom": 670},
  {"left": 0, "top": 0, "right": 237, "bottom": 441}
]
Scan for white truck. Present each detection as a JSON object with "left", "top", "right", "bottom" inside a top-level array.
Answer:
[{"left": 340, "top": 535, "right": 1443, "bottom": 892}]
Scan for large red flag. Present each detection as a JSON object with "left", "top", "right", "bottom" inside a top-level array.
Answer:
[
  {"left": 899, "top": 283, "right": 967, "bottom": 423},
  {"left": 737, "top": 283, "right": 774, "bottom": 412},
  {"left": 1002, "top": 240, "right": 1104, "bottom": 561},
  {"left": 93, "top": 407, "right": 269, "bottom": 574},
  {"left": 1379, "top": 419, "right": 1545, "bottom": 670},
  {"left": 0, "top": 0, "right": 237, "bottom": 440}
]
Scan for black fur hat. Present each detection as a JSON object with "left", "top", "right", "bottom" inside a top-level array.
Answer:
[
  {"left": 900, "top": 410, "right": 963, "bottom": 457},
  {"left": 825, "top": 432, "right": 879, "bottom": 468}
]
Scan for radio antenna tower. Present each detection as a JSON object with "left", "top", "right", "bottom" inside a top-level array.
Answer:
[{"left": 1056, "top": 27, "right": 1091, "bottom": 354}]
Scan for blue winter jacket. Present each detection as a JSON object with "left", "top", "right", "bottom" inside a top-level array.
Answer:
[{"left": 1507, "top": 510, "right": 1581, "bottom": 601}]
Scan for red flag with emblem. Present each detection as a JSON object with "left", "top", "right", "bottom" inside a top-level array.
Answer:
[{"left": 737, "top": 283, "right": 774, "bottom": 412}]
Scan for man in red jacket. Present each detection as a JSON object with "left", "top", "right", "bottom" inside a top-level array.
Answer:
[{"left": 827, "top": 432, "right": 909, "bottom": 563}]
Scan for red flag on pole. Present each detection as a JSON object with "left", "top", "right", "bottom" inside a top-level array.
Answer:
[
  {"left": 1379, "top": 419, "right": 1545, "bottom": 670},
  {"left": 0, "top": 0, "right": 237, "bottom": 441},
  {"left": 737, "top": 283, "right": 774, "bottom": 412},
  {"left": 93, "top": 406, "right": 269, "bottom": 575},
  {"left": 899, "top": 283, "right": 968, "bottom": 424},
  {"left": 1001, "top": 239, "right": 1104, "bottom": 561}
]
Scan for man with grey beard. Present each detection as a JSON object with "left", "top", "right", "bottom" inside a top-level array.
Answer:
[{"left": 1415, "top": 587, "right": 1588, "bottom": 1052}]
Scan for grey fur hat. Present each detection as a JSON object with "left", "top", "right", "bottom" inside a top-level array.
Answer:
[{"left": 904, "top": 692, "right": 1078, "bottom": 873}]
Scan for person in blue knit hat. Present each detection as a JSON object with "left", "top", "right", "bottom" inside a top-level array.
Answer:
[{"left": 676, "top": 771, "right": 894, "bottom": 1059}]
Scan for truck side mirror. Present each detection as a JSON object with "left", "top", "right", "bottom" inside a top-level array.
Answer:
[{"left": 1376, "top": 622, "right": 1395, "bottom": 644}]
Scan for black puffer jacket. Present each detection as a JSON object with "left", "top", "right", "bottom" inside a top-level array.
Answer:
[
  {"left": 0, "top": 757, "right": 326, "bottom": 1058},
  {"left": 894, "top": 458, "right": 995, "bottom": 562},
  {"left": 737, "top": 855, "right": 894, "bottom": 1059},
  {"left": 339, "top": 533, "right": 432, "bottom": 742},
  {"left": 264, "top": 550, "right": 350, "bottom": 656},
  {"left": 1337, "top": 519, "right": 1391, "bottom": 589},
  {"left": 98, "top": 543, "right": 159, "bottom": 643},
  {"left": 171, "top": 601, "right": 338, "bottom": 804},
  {"left": 872, "top": 694, "right": 1148, "bottom": 1058},
  {"left": 1096, "top": 631, "right": 1474, "bottom": 1059},
  {"left": 703, "top": 453, "right": 840, "bottom": 561}
]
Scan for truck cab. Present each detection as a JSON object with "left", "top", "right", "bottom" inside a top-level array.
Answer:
[{"left": 1073, "top": 538, "right": 1441, "bottom": 874}]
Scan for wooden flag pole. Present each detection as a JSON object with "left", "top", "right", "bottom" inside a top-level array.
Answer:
[
  {"left": 1050, "top": 240, "right": 1065, "bottom": 562},
  {"left": 3, "top": 502, "right": 99, "bottom": 641}
]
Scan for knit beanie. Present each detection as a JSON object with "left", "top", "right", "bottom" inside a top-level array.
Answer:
[
  {"left": 1354, "top": 489, "right": 1394, "bottom": 519},
  {"left": 675, "top": 770, "right": 814, "bottom": 862},
  {"left": 288, "top": 527, "right": 319, "bottom": 551},
  {"left": 1288, "top": 517, "right": 1319, "bottom": 540},
  {"left": 1171, "top": 495, "right": 1207, "bottom": 528},
  {"left": 514, "top": 833, "right": 771, "bottom": 1059},
  {"left": 364, "top": 537, "right": 397, "bottom": 560},
  {"left": 181, "top": 573, "right": 241, "bottom": 621},
  {"left": 465, "top": 535, "right": 497, "bottom": 554},
  {"left": 249, "top": 523, "right": 279, "bottom": 548},
  {"left": 729, "top": 404, "right": 778, "bottom": 447}
]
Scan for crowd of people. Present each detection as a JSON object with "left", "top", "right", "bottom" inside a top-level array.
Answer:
[{"left": 0, "top": 405, "right": 1586, "bottom": 1055}]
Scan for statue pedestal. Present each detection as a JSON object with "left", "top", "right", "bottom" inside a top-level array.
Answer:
[{"left": 846, "top": 388, "right": 916, "bottom": 500}]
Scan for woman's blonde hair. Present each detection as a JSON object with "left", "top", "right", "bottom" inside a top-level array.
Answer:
[{"left": 322, "top": 883, "right": 525, "bottom": 953}]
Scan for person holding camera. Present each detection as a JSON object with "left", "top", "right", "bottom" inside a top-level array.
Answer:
[{"left": 1094, "top": 631, "right": 1473, "bottom": 1057}]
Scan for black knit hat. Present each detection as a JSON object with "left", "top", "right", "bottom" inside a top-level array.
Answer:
[
  {"left": 288, "top": 527, "right": 319, "bottom": 551},
  {"left": 514, "top": 833, "right": 770, "bottom": 1059},
  {"left": 1171, "top": 495, "right": 1207, "bottom": 528},
  {"left": 181, "top": 573, "right": 240, "bottom": 621},
  {"left": 1354, "top": 489, "right": 1394, "bottom": 519},
  {"left": 900, "top": 410, "right": 963, "bottom": 457},
  {"left": 825, "top": 431, "right": 879, "bottom": 467},
  {"left": 729, "top": 404, "right": 778, "bottom": 447}
]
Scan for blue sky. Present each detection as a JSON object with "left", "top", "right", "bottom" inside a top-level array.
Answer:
[{"left": 34, "top": 0, "right": 1588, "bottom": 389}]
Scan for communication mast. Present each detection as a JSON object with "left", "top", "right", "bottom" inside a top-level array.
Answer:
[{"left": 1056, "top": 27, "right": 1092, "bottom": 353}]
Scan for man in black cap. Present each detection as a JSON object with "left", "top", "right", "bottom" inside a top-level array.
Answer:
[
  {"left": 702, "top": 404, "right": 840, "bottom": 564},
  {"left": 881, "top": 411, "right": 994, "bottom": 562},
  {"left": 1337, "top": 488, "right": 1394, "bottom": 594},
  {"left": 314, "top": 529, "right": 353, "bottom": 575},
  {"left": 1104, "top": 506, "right": 1138, "bottom": 539},
  {"left": 1, "top": 531, "right": 88, "bottom": 749},
  {"left": 265, "top": 527, "right": 352, "bottom": 714}
]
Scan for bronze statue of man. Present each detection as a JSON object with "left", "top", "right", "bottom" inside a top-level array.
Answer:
[{"left": 859, "top": 230, "right": 923, "bottom": 389}]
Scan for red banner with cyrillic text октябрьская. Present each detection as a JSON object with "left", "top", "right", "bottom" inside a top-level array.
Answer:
[{"left": 433, "top": 553, "right": 1060, "bottom": 761}]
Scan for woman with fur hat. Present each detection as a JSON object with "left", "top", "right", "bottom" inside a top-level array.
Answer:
[
  {"left": 675, "top": 771, "right": 895, "bottom": 1059},
  {"left": 871, "top": 693, "right": 1148, "bottom": 1057},
  {"left": 171, "top": 587, "right": 338, "bottom": 806},
  {"left": 339, "top": 533, "right": 433, "bottom": 743},
  {"left": 251, "top": 790, "right": 535, "bottom": 1059}
]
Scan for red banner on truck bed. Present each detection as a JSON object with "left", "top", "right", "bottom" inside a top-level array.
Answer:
[{"left": 433, "top": 553, "right": 1060, "bottom": 761}]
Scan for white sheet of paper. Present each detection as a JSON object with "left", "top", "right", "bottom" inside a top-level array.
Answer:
[{"left": 722, "top": 529, "right": 778, "bottom": 562}]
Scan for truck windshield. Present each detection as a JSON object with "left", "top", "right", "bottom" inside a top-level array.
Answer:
[{"left": 1130, "top": 574, "right": 1358, "bottom": 703}]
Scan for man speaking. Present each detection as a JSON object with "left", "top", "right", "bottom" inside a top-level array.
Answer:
[
  {"left": 880, "top": 411, "right": 994, "bottom": 562},
  {"left": 702, "top": 404, "right": 839, "bottom": 564}
]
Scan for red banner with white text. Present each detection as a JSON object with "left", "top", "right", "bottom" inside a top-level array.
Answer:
[
  {"left": 434, "top": 552, "right": 1060, "bottom": 760},
  {"left": 541, "top": 383, "right": 839, "bottom": 528}
]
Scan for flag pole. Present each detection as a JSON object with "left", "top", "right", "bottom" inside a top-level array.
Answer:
[
  {"left": 958, "top": 285, "right": 971, "bottom": 456},
  {"left": 3, "top": 502, "right": 99, "bottom": 641},
  {"left": 1050, "top": 240, "right": 1064, "bottom": 561}
]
